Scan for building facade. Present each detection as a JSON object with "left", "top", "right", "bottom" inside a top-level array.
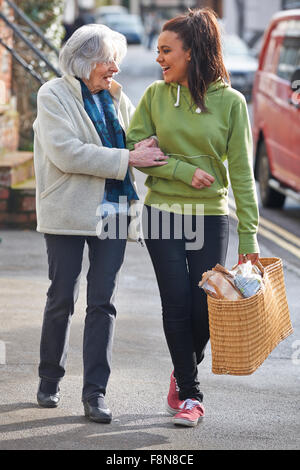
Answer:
[
  {"left": 0, "top": 0, "right": 36, "bottom": 229},
  {"left": 223, "top": 0, "right": 282, "bottom": 41},
  {"left": 0, "top": 0, "right": 19, "bottom": 152},
  {"left": 124, "top": 0, "right": 299, "bottom": 42}
]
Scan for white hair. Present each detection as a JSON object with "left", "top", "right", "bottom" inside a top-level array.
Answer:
[{"left": 59, "top": 24, "right": 127, "bottom": 79}]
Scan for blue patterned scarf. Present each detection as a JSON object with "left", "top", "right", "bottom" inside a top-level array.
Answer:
[{"left": 80, "top": 79, "right": 138, "bottom": 203}]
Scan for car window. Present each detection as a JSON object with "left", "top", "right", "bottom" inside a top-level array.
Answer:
[
  {"left": 108, "top": 15, "right": 142, "bottom": 26},
  {"left": 277, "top": 37, "right": 300, "bottom": 81},
  {"left": 262, "top": 37, "right": 278, "bottom": 72}
]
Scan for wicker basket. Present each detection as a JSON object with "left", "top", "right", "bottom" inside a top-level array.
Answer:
[{"left": 207, "top": 257, "right": 293, "bottom": 375}]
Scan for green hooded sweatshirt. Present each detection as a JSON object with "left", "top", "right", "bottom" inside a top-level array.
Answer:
[{"left": 126, "top": 79, "right": 259, "bottom": 255}]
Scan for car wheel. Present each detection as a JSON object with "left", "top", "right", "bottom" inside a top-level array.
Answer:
[{"left": 257, "top": 141, "right": 286, "bottom": 208}]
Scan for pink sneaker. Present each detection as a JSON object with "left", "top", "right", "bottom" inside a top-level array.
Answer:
[
  {"left": 173, "top": 399, "right": 205, "bottom": 427},
  {"left": 166, "top": 371, "right": 184, "bottom": 415}
]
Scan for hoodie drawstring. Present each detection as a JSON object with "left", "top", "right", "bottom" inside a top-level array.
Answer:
[
  {"left": 174, "top": 84, "right": 180, "bottom": 107},
  {"left": 173, "top": 83, "right": 202, "bottom": 114}
]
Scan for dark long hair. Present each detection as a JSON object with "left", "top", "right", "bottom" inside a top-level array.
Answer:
[{"left": 162, "top": 8, "right": 230, "bottom": 112}]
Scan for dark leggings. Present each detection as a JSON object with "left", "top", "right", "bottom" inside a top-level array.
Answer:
[{"left": 143, "top": 206, "right": 229, "bottom": 402}]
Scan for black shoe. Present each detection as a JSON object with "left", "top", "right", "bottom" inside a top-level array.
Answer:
[
  {"left": 83, "top": 396, "right": 112, "bottom": 423},
  {"left": 37, "top": 390, "right": 60, "bottom": 408}
]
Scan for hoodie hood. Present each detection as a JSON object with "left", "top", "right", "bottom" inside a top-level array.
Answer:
[{"left": 170, "top": 78, "right": 228, "bottom": 111}]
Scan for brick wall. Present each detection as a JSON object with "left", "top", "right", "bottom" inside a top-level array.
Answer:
[
  {"left": 0, "top": 1, "right": 36, "bottom": 229},
  {"left": 0, "top": 186, "right": 36, "bottom": 229},
  {"left": 0, "top": 189, "right": 36, "bottom": 229},
  {"left": 0, "top": 152, "right": 36, "bottom": 229},
  {"left": 0, "top": 0, "right": 19, "bottom": 152},
  {"left": 0, "top": 0, "right": 12, "bottom": 104}
]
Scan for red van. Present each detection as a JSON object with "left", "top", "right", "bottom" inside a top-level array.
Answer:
[{"left": 252, "top": 9, "right": 300, "bottom": 208}]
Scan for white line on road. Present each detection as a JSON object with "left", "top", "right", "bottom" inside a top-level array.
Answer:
[{"left": 228, "top": 198, "right": 300, "bottom": 259}]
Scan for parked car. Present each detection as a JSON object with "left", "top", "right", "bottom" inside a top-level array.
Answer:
[
  {"left": 95, "top": 5, "right": 128, "bottom": 24},
  {"left": 223, "top": 34, "right": 258, "bottom": 102},
  {"left": 103, "top": 14, "right": 145, "bottom": 45},
  {"left": 252, "top": 9, "right": 300, "bottom": 208}
]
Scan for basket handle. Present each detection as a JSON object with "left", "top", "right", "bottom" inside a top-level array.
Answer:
[
  {"left": 255, "top": 259, "right": 265, "bottom": 274},
  {"left": 231, "top": 259, "right": 265, "bottom": 274}
]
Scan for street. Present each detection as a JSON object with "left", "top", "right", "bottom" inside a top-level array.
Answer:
[{"left": 0, "top": 44, "right": 299, "bottom": 451}]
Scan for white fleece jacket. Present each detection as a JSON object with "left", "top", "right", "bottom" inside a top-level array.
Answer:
[{"left": 33, "top": 74, "right": 139, "bottom": 237}]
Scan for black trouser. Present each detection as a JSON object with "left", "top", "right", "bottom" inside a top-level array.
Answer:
[
  {"left": 38, "top": 232, "right": 127, "bottom": 402},
  {"left": 143, "top": 207, "right": 229, "bottom": 402}
]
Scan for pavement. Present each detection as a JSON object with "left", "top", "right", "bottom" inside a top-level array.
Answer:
[
  {"left": 0, "top": 169, "right": 299, "bottom": 451},
  {"left": 0, "top": 45, "right": 299, "bottom": 452}
]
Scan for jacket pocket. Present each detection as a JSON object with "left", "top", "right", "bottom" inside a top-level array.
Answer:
[
  {"left": 179, "top": 154, "right": 228, "bottom": 187},
  {"left": 41, "top": 174, "right": 71, "bottom": 199},
  {"left": 168, "top": 153, "right": 229, "bottom": 197}
]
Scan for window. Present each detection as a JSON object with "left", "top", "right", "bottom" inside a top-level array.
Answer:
[
  {"left": 282, "top": 0, "right": 300, "bottom": 10},
  {"left": 262, "top": 37, "right": 278, "bottom": 72},
  {"left": 277, "top": 37, "right": 300, "bottom": 80}
]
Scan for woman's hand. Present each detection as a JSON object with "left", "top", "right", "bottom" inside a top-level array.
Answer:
[
  {"left": 129, "top": 145, "right": 168, "bottom": 168},
  {"left": 134, "top": 137, "right": 158, "bottom": 150},
  {"left": 238, "top": 253, "right": 260, "bottom": 265},
  {"left": 129, "top": 136, "right": 167, "bottom": 168},
  {"left": 191, "top": 168, "right": 215, "bottom": 189}
]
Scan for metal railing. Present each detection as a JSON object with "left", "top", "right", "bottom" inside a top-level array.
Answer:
[
  {"left": 0, "top": 0, "right": 61, "bottom": 84},
  {"left": 0, "top": 36, "right": 45, "bottom": 84}
]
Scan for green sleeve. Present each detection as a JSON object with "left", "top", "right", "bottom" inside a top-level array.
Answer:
[
  {"left": 227, "top": 97, "right": 260, "bottom": 254},
  {"left": 126, "top": 85, "right": 197, "bottom": 186}
]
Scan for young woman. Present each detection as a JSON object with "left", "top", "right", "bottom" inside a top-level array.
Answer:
[{"left": 126, "top": 8, "right": 259, "bottom": 427}]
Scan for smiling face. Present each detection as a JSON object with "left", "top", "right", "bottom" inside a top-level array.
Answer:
[
  {"left": 83, "top": 60, "right": 119, "bottom": 94},
  {"left": 156, "top": 31, "right": 191, "bottom": 87}
]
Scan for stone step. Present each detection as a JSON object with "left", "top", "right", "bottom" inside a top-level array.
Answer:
[
  {"left": 10, "top": 177, "right": 36, "bottom": 213},
  {"left": 11, "top": 176, "right": 36, "bottom": 191},
  {"left": 0, "top": 165, "right": 36, "bottom": 229},
  {"left": 0, "top": 151, "right": 34, "bottom": 187}
]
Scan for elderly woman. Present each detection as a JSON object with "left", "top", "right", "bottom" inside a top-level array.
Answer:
[{"left": 33, "top": 24, "right": 167, "bottom": 423}]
